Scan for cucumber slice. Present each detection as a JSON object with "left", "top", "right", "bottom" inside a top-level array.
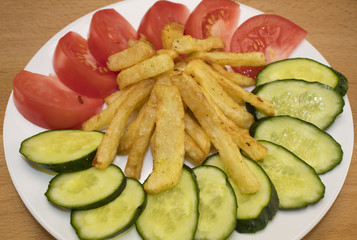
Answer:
[
  {"left": 71, "top": 178, "right": 146, "bottom": 240},
  {"left": 203, "top": 153, "right": 279, "bottom": 233},
  {"left": 256, "top": 58, "right": 348, "bottom": 96},
  {"left": 136, "top": 166, "right": 199, "bottom": 240},
  {"left": 250, "top": 115, "right": 343, "bottom": 174},
  {"left": 257, "top": 140, "right": 325, "bottom": 209},
  {"left": 248, "top": 79, "right": 344, "bottom": 130},
  {"left": 193, "top": 165, "right": 237, "bottom": 240},
  {"left": 45, "top": 165, "right": 126, "bottom": 210},
  {"left": 20, "top": 129, "right": 104, "bottom": 172}
]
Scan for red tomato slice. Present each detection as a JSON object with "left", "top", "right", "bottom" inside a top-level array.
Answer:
[
  {"left": 185, "top": 0, "right": 240, "bottom": 51},
  {"left": 137, "top": 0, "right": 190, "bottom": 50},
  {"left": 53, "top": 31, "right": 118, "bottom": 99},
  {"left": 13, "top": 70, "right": 103, "bottom": 129},
  {"left": 88, "top": 9, "right": 137, "bottom": 66},
  {"left": 230, "top": 14, "right": 307, "bottom": 78}
]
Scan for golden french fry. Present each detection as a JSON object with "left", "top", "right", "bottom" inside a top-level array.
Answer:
[
  {"left": 208, "top": 64, "right": 275, "bottom": 116},
  {"left": 185, "top": 59, "right": 254, "bottom": 129},
  {"left": 144, "top": 84, "right": 185, "bottom": 194},
  {"left": 208, "top": 61, "right": 256, "bottom": 86},
  {"left": 161, "top": 22, "right": 185, "bottom": 50},
  {"left": 186, "top": 51, "right": 266, "bottom": 67},
  {"left": 184, "top": 133, "right": 207, "bottom": 165},
  {"left": 117, "top": 102, "right": 148, "bottom": 155},
  {"left": 125, "top": 90, "right": 158, "bottom": 179},
  {"left": 93, "top": 81, "right": 155, "bottom": 170},
  {"left": 117, "top": 54, "right": 174, "bottom": 89},
  {"left": 184, "top": 111, "right": 211, "bottom": 157},
  {"left": 157, "top": 49, "right": 180, "bottom": 60},
  {"left": 171, "top": 71, "right": 260, "bottom": 194},
  {"left": 82, "top": 79, "right": 155, "bottom": 131},
  {"left": 107, "top": 40, "right": 156, "bottom": 71},
  {"left": 171, "top": 35, "right": 225, "bottom": 54}
]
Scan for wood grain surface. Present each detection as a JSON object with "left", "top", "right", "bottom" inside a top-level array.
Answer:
[{"left": 0, "top": 0, "right": 356, "bottom": 239}]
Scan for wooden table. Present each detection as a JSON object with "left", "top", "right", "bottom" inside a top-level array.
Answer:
[{"left": 1, "top": 0, "right": 356, "bottom": 239}]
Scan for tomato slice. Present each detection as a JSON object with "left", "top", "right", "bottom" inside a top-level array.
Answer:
[
  {"left": 230, "top": 14, "right": 307, "bottom": 78},
  {"left": 13, "top": 70, "right": 103, "bottom": 129},
  {"left": 53, "top": 31, "right": 118, "bottom": 99},
  {"left": 88, "top": 9, "right": 137, "bottom": 66},
  {"left": 137, "top": 0, "right": 190, "bottom": 50},
  {"left": 184, "top": 0, "right": 240, "bottom": 51}
]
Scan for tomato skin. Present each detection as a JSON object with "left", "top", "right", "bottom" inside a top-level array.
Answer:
[
  {"left": 53, "top": 31, "right": 118, "bottom": 99},
  {"left": 137, "top": 0, "right": 190, "bottom": 50},
  {"left": 13, "top": 70, "right": 103, "bottom": 129},
  {"left": 185, "top": 0, "right": 240, "bottom": 51},
  {"left": 88, "top": 9, "right": 137, "bottom": 66},
  {"left": 230, "top": 14, "right": 307, "bottom": 78}
]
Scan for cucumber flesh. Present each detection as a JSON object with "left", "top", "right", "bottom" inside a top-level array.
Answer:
[
  {"left": 256, "top": 58, "right": 348, "bottom": 96},
  {"left": 257, "top": 140, "right": 325, "bottom": 209},
  {"left": 71, "top": 178, "right": 146, "bottom": 240},
  {"left": 193, "top": 165, "right": 237, "bottom": 240},
  {"left": 20, "top": 129, "right": 104, "bottom": 172},
  {"left": 250, "top": 115, "right": 343, "bottom": 174},
  {"left": 203, "top": 153, "right": 279, "bottom": 233},
  {"left": 136, "top": 166, "right": 199, "bottom": 240},
  {"left": 249, "top": 79, "right": 344, "bottom": 130},
  {"left": 45, "top": 165, "right": 126, "bottom": 210}
]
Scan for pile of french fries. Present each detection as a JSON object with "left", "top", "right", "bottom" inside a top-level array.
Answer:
[{"left": 81, "top": 22, "right": 275, "bottom": 195}]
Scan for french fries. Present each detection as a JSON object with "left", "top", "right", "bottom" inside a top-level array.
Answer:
[
  {"left": 144, "top": 84, "right": 185, "bottom": 194},
  {"left": 185, "top": 59, "right": 254, "bottom": 129},
  {"left": 170, "top": 71, "right": 260, "bottom": 194},
  {"left": 161, "top": 22, "right": 185, "bottom": 50},
  {"left": 107, "top": 40, "right": 156, "bottom": 71},
  {"left": 92, "top": 80, "right": 155, "bottom": 169},
  {"left": 125, "top": 90, "right": 158, "bottom": 180},
  {"left": 86, "top": 21, "right": 275, "bottom": 195},
  {"left": 171, "top": 35, "right": 225, "bottom": 54},
  {"left": 186, "top": 51, "right": 266, "bottom": 67},
  {"left": 117, "top": 54, "right": 175, "bottom": 89},
  {"left": 82, "top": 79, "right": 155, "bottom": 131}
]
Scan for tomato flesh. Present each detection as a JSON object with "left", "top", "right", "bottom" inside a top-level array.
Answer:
[
  {"left": 53, "top": 31, "right": 118, "bottom": 99},
  {"left": 230, "top": 14, "right": 307, "bottom": 78},
  {"left": 88, "top": 9, "right": 137, "bottom": 66},
  {"left": 185, "top": 0, "right": 240, "bottom": 51},
  {"left": 13, "top": 70, "right": 103, "bottom": 129},
  {"left": 137, "top": 0, "right": 190, "bottom": 50}
]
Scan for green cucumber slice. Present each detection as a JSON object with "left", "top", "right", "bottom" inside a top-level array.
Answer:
[
  {"left": 45, "top": 165, "right": 126, "bottom": 210},
  {"left": 257, "top": 140, "right": 325, "bottom": 209},
  {"left": 20, "top": 129, "right": 104, "bottom": 172},
  {"left": 193, "top": 165, "right": 237, "bottom": 239},
  {"left": 256, "top": 58, "right": 348, "bottom": 96},
  {"left": 248, "top": 79, "right": 344, "bottom": 130},
  {"left": 136, "top": 166, "right": 199, "bottom": 240},
  {"left": 71, "top": 177, "right": 146, "bottom": 240},
  {"left": 203, "top": 153, "right": 279, "bottom": 233},
  {"left": 250, "top": 115, "right": 343, "bottom": 174}
]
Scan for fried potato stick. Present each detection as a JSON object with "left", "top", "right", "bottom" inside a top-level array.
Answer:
[
  {"left": 125, "top": 90, "right": 158, "bottom": 179},
  {"left": 186, "top": 51, "right": 266, "bottom": 67},
  {"left": 171, "top": 71, "right": 260, "bottom": 194},
  {"left": 144, "top": 84, "right": 185, "bottom": 194},
  {"left": 117, "top": 54, "right": 174, "bottom": 89},
  {"left": 107, "top": 40, "right": 156, "bottom": 71},
  {"left": 82, "top": 79, "right": 155, "bottom": 131},
  {"left": 171, "top": 35, "right": 225, "bottom": 54},
  {"left": 185, "top": 59, "right": 254, "bottom": 129},
  {"left": 184, "top": 133, "right": 207, "bottom": 165},
  {"left": 184, "top": 111, "right": 211, "bottom": 157},
  {"left": 92, "top": 82, "right": 155, "bottom": 169},
  {"left": 161, "top": 22, "right": 185, "bottom": 50}
]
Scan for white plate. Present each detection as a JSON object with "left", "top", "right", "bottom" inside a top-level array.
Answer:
[{"left": 3, "top": 0, "right": 354, "bottom": 239}]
